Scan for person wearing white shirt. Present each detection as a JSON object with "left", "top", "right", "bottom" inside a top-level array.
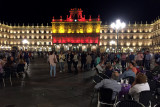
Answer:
[
  {"left": 129, "top": 73, "right": 150, "bottom": 102},
  {"left": 96, "top": 61, "right": 105, "bottom": 73}
]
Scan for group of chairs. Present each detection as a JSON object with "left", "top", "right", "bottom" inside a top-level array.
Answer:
[
  {"left": 0, "top": 63, "right": 25, "bottom": 87},
  {"left": 94, "top": 87, "right": 154, "bottom": 107},
  {"left": 93, "top": 68, "right": 110, "bottom": 84},
  {"left": 145, "top": 70, "right": 160, "bottom": 106}
]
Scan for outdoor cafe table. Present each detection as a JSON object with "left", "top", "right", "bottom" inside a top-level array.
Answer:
[{"left": 119, "top": 83, "right": 131, "bottom": 99}]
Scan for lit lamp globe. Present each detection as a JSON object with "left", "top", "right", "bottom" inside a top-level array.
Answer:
[
  {"left": 111, "top": 19, "right": 126, "bottom": 30},
  {"left": 111, "top": 19, "right": 126, "bottom": 52}
]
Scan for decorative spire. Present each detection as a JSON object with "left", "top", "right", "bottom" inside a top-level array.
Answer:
[{"left": 98, "top": 14, "right": 100, "bottom": 21}]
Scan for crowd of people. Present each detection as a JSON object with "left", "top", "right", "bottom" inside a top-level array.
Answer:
[
  {"left": 91, "top": 51, "right": 160, "bottom": 105},
  {"left": 48, "top": 51, "right": 158, "bottom": 76},
  {"left": 0, "top": 50, "right": 35, "bottom": 78},
  {"left": 0, "top": 49, "right": 160, "bottom": 105},
  {"left": 47, "top": 50, "right": 160, "bottom": 105}
]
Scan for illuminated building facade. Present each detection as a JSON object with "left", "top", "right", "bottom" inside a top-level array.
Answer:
[
  {"left": 0, "top": 8, "right": 159, "bottom": 53},
  {"left": 51, "top": 8, "right": 101, "bottom": 52},
  {"left": 100, "top": 22, "right": 153, "bottom": 53}
]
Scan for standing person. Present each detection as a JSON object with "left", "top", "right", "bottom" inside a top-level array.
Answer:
[
  {"left": 86, "top": 53, "right": 92, "bottom": 71},
  {"left": 59, "top": 51, "right": 65, "bottom": 73},
  {"left": 18, "top": 50, "right": 23, "bottom": 59},
  {"left": 81, "top": 52, "right": 87, "bottom": 70},
  {"left": 67, "top": 51, "right": 73, "bottom": 73},
  {"left": 110, "top": 53, "right": 115, "bottom": 65},
  {"left": 24, "top": 49, "right": 29, "bottom": 67},
  {"left": 73, "top": 52, "right": 79, "bottom": 74},
  {"left": 129, "top": 52, "right": 135, "bottom": 62},
  {"left": 29, "top": 51, "right": 32, "bottom": 61},
  {"left": 49, "top": 51, "right": 57, "bottom": 77},
  {"left": 95, "top": 54, "right": 101, "bottom": 66},
  {"left": 135, "top": 52, "right": 144, "bottom": 67},
  {"left": 117, "top": 53, "right": 121, "bottom": 62},
  {"left": 91, "top": 52, "right": 96, "bottom": 69},
  {"left": 145, "top": 51, "right": 151, "bottom": 70},
  {"left": 121, "top": 53, "right": 127, "bottom": 70}
]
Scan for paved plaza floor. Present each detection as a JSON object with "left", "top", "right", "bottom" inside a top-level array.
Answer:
[{"left": 0, "top": 57, "right": 97, "bottom": 107}]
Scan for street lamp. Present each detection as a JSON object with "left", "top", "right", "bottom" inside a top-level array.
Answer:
[{"left": 111, "top": 19, "right": 126, "bottom": 52}]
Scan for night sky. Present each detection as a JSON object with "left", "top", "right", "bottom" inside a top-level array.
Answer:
[{"left": 0, "top": 0, "right": 160, "bottom": 25}]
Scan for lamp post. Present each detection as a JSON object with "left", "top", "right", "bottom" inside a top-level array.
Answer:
[{"left": 111, "top": 19, "right": 126, "bottom": 52}]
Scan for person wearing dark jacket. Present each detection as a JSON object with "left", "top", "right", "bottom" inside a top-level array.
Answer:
[
  {"left": 105, "top": 63, "right": 113, "bottom": 78},
  {"left": 67, "top": 51, "right": 73, "bottom": 73},
  {"left": 81, "top": 52, "right": 87, "bottom": 70}
]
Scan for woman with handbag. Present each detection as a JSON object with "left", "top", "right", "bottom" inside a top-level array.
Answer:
[{"left": 49, "top": 51, "right": 57, "bottom": 77}]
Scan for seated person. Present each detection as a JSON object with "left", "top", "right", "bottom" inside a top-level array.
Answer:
[
  {"left": 113, "top": 60, "right": 121, "bottom": 72},
  {"left": 105, "top": 63, "right": 113, "bottom": 78},
  {"left": 151, "top": 61, "right": 160, "bottom": 77},
  {"left": 96, "top": 60, "right": 105, "bottom": 73},
  {"left": 95, "top": 72, "right": 121, "bottom": 100},
  {"left": 129, "top": 73, "right": 150, "bottom": 102},
  {"left": 126, "top": 61, "right": 137, "bottom": 75},
  {"left": 118, "top": 64, "right": 136, "bottom": 81}
]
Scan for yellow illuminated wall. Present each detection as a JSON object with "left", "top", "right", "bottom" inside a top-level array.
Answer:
[{"left": 52, "top": 21, "right": 101, "bottom": 34}]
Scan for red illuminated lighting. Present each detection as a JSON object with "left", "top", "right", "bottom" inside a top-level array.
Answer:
[
  {"left": 52, "top": 34, "right": 99, "bottom": 44},
  {"left": 52, "top": 8, "right": 100, "bottom": 22},
  {"left": 53, "top": 37, "right": 99, "bottom": 44}
]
